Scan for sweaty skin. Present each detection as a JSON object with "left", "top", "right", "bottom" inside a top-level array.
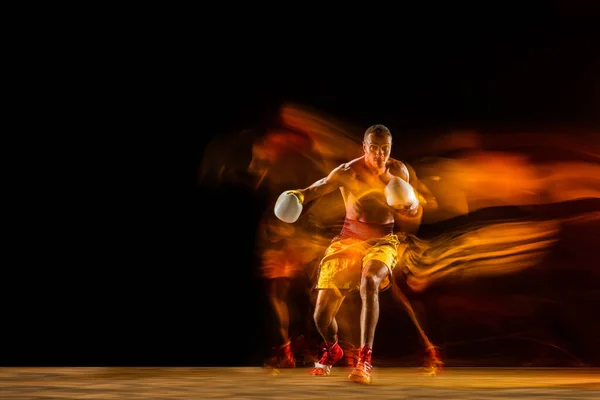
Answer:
[
  {"left": 277, "top": 128, "right": 441, "bottom": 384},
  {"left": 298, "top": 132, "right": 435, "bottom": 223}
]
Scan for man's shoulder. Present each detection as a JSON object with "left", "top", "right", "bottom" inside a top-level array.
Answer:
[
  {"left": 335, "top": 156, "right": 363, "bottom": 171},
  {"left": 388, "top": 158, "right": 406, "bottom": 167},
  {"left": 329, "top": 157, "right": 363, "bottom": 183},
  {"left": 388, "top": 158, "right": 410, "bottom": 179},
  {"left": 388, "top": 158, "right": 408, "bottom": 171}
]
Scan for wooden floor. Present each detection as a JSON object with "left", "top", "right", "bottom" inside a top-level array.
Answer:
[{"left": 0, "top": 367, "right": 598, "bottom": 399}]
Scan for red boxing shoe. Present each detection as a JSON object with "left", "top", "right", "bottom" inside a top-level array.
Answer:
[
  {"left": 311, "top": 341, "right": 344, "bottom": 376},
  {"left": 348, "top": 346, "right": 373, "bottom": 384}
]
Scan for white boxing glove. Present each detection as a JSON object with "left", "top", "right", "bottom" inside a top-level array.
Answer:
[
  {"left": 274, "top": 190, "right": 304, "bottom": 223},
  {"left": 385, "top": 177, "right": 419, "bottom": 211}
]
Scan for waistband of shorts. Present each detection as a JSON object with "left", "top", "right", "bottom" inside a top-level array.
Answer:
[{"left": 336, "top": 218, "right": 394, "bottom": 241}]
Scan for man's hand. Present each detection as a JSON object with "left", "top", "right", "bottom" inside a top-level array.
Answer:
[
  {"left": 274, "top": 190, "right": 304, "bottom": 223},
  {"left": 403, "top": 201, "right": 420, "bottom": 217},
  {"left": 385, "top": 177, "right": 419, "bottom": 213}
]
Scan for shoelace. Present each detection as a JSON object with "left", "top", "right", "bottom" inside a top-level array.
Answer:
[{"left": 356, "top": 359, "right": 372, "bottom": 373}]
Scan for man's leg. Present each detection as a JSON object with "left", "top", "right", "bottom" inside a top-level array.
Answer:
[
  {"left": 264, "top": 278, "right": 296, "bottom": 368},
  {"left": 359, "top": 260, "right": 388, "bottom": 348},
  {"left": 269, "top": 278, "right": 292, "bottom": 346},
  {"left": 311, "top": 289, "right": 346, "bottom": 376},
  {"left": 348, "top": 259, "right": 389, "bottom": 384},
  {"left": 391, "top": 277, "right": 443, "bottom": 375}
]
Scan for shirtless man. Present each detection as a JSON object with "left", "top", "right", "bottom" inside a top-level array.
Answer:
[{"left": 273, "top": 124, "right": 439, "bottom": 384}]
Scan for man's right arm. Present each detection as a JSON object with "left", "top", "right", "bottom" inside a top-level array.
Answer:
[
  {"left": 298, "top": 164, "right": 345, "bottom": 203},
  {"left": 274, "top": 164, "right": 344, "bottom": 223}
]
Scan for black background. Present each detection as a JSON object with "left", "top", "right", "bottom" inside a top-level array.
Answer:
[{"left": 5, "top": 3, "right": 598, "bottom": 367}]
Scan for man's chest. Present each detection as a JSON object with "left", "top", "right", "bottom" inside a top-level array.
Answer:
[{"left": 344, "top": 172, "right": 390, "bottom": 203}]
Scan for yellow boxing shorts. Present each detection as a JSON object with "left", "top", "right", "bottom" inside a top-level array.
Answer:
[{"left": 315, "top": 234, "right": 408, "bottom": 292}]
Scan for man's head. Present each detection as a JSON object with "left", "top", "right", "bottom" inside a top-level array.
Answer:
[{"left": 363, "top": 124, "right": 392, "bottom": 171}]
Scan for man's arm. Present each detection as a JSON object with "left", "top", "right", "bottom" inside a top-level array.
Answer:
[
  {"left": 386, "top": 160, "right": 419, "bottom": 217},
  {"left": 274, "top": 164, "right": 345, "bottom": 223},
  {"left": 387, "top": 160, "right": 437, "bottom": 219},
  {"left": 406, "top": 162, "right": 438, "bottom": 212},
  {"left": 297, "top": 164, "right": 345, "bottom": 203}
]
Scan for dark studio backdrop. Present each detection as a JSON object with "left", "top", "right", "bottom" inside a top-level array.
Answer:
[
  {"left": 186, "top": 10, "right": 599, "bottom": 368},
  {"left": 4, "top": 4, "right": 598, "bottom": 367}
]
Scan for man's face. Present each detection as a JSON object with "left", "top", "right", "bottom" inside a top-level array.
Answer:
[{"left": 363, "top": 133, "right": 392, "bottom": 169}]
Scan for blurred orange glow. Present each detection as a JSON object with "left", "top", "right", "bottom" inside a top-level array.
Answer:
[{"left": 199, "top": 102, "right": 600, "bottom": 309}]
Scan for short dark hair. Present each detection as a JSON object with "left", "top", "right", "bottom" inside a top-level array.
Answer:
[{"left": 364, "top": 124, "right": 392, "bottom": 142}]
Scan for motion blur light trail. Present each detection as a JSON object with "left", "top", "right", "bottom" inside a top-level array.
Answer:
[
  {"left": 199, "top": 101, "right": 600, "bottom": 294},
  {"left": 199, "top": 104, "right": 600, "bottom": 366}
]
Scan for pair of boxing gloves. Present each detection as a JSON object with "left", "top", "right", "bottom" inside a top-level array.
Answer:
[{"left": 274, "top": 177, "right": 419, "bottom": 223}]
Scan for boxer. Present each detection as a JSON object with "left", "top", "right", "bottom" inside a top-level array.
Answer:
[{"left": 274, "top": 124, "right": 440, "bottom": 384}]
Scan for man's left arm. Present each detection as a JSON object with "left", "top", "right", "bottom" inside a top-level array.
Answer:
[{"left": 405, "top": 162, "right": 438, "bottom": 212}]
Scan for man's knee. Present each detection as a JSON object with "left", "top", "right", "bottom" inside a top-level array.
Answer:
[
  {"left": 361, "top": 261, "right": 389, "bottom": 292},
  {"left": 360, "top": 274, "right": 379, "bottom": 295}
]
